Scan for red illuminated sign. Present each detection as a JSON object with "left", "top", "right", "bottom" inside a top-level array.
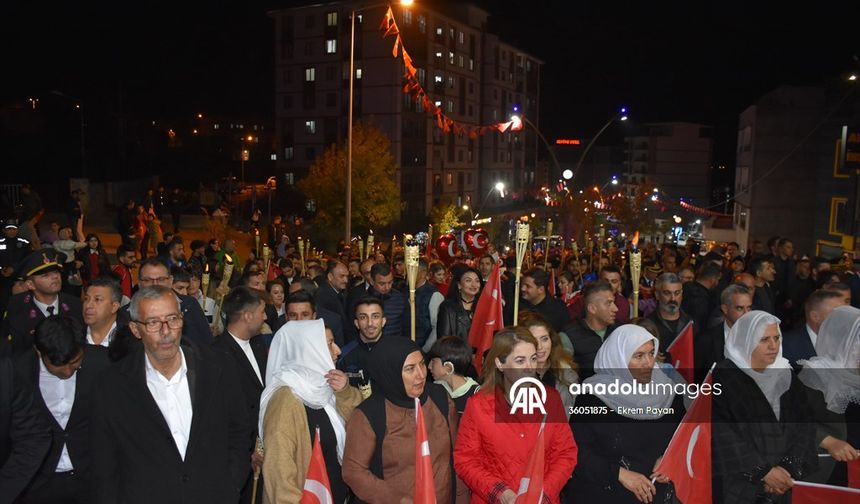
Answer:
[{"left": 555, "top": 138, "right": 581, "bottom": 145}]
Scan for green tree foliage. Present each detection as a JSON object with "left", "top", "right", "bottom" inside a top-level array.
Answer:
[
  {"left": 429, "top": 202, "right": 463, "bottom": 234},
  {"left": 298, "top": 122, "right": 400, "bottom": 230}
]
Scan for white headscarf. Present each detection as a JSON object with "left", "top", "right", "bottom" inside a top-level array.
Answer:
[
  {"left": 259, "top": 319, "right": 346, "bottom": 463},
  {"left": 798, "top": 305, "right": 860, "bottom": 414},
  {"left": 583, "top": 324, "right": 676, "bottom": 419},
  {"left": 725, "top": 310, "right": 791, "bottom": 419}
]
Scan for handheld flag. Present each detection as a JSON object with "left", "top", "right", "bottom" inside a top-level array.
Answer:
[
  {"left": 666, "top": 321, "right": 695, "bottom": 383},
  {"left": 653, "top": 373, "right": 712, "bottom": 504},
  {"left": 515, "top": 421, "right": 545, "bottom": 504},
  {"left": 850, "top": 459, "right": 860, "bottom": 489},
  {"left": 468, "top": 261, "right": 504, "bottom": 374},
  {"left": 414, "top": 398, "right": 437, "bottom": 504},
  {"left": 793, "top": 481, "right": 860, "bottom": 503},
  {"left": 300, "top": 428, "right": 334, "bottom": 504}
]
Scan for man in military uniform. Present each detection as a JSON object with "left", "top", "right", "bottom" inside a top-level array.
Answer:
[
  {"left": 2, "top": 249, "right": 83, "bottom": 355},
  {"left": 0, "top": 220, "right": 32, "bottom": 315}
]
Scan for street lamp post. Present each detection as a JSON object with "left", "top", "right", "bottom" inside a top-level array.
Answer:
[
  {"left": 569, "top": 107, "right": 628, "bottom": 185},
  {"left": 346, "top": 0, "right": 414, "bottom": 244},
  {"left": 510, "top": 114, "right": 562, "bottom": 182}
]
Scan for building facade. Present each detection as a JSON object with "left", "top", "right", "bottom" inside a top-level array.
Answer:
[
  {"left": 269, "top": 1, "right": 543, "bottom": 226},
  {"left": 622, "top": 122, "right": 713, "bottom": 206}
]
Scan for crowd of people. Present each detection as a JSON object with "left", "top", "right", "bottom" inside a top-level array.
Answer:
[{"left": 0, "top": 214, "right": 858, "bottom": 504}]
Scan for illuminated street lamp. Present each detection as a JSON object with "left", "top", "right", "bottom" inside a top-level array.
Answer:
[
  {"left": 346, "top": 0, "right": 414, "bottom": 243},
  {"left": 510, "top": 113, "right": 562, "bottom": 180},
  {"left": 571, "top": 106, "right": 629, "bottom": 186}
]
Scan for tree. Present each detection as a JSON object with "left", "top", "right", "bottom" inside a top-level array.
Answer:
[
  {"left": 429, "top": 202, "right": 463, "bottom": 234},
  {"left": 298, "top": 122, "right": 400, "bottom": 230},
  {"left": 609, "top": 182, "right": 660, "bottom": 236}
]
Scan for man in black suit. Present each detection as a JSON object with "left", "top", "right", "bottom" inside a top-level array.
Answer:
[
  {"left": 519, "top": 267, "right": 570, "bottom": 332},
  {"left": 694, "top": 283, "right": 752, "bottom": 383},
  {"left": 750, "top": 257, "right": 777, "bottom": 315},
  {"left": 91, "top": 286, "right": 251, "bottom": 504},
  {"left": 782, "top": 289, "right": 844, "bottom": 370},
  {"left": 15, "top": 316, "right": 111, "bottom": 503},
  {"left": 315, "top": 260, "right": 349, "bottom": 331},
  {"left": 212, "top": 287, "right": 268, "bottom": 504},
  {"left": 0, "top": 356, "right": 51, "bottom": 503},
  {"left": 3, "top": 249, "right": 84, "bottom": 355}
]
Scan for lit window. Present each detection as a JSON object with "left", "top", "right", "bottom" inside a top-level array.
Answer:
[
  {"left": 449, "top": 52, "right": 454, "bottom": 64},
  {"left": 305, "top": 121, "right": 316, "bottom": 134},
  {"left": 449, "top": 27, "right": 454, "bottom": 39},
  {"left": 436, "top": 27, "right": 443, "bottom": 36},
  {"left": 356, "top": 14, "right": 362, "bottom": 23},
  {"left": 447, "top": 173, "right": 453, "bottom": 185},
  {"left": 327, "top": 12, "right": 337, "bottom": 26},
  {"left": 214, "top": 124, "right": 219, "bottom": 130},
  {"left": 284, "top": 147, "right": 294, "bottom": 160},
  {"left": 356, "top": 68, "right": 362, "bottom": 79},
  {"left": 435, "top": 51, "right": 443, "bottom": 59},
  {"left": 448, "top": 76, "right": 454, "bottom": 88},
  {"left": 446, "top": 100, "right": 454, "bottom": 113},
  {"left": 469, "top": 58, "right": 474, "bottom": 71},
  {"left": 458, "top": 55, "right": 464, "bottom": 67},
  {"left": 403, "top": 10, "right": 412, "bottom": 25},
  {"left": 305, "top": 67, "right": 315, "bottom": 81},
  {"left": 270, "top": 153, "right": 277, "bottom": 161},
  {"left": 326, "top": 40, "right": 337, "bottom": 54},
  {"left": 434, "top": 100, "right": 442, "bottom": 107},
  {"left": 434, "top": 74, "right": 443, "bottom": 83},
  {"left": 458, "top": 31, "right": 464, "bottom": 44}
]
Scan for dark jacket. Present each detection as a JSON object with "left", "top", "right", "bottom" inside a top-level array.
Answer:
[
  {"left": 315, "top": 280, "right": 347, "bottom": 330},
  {"left": 212, "top": 332, "right": 268, "bottom": 438},
  {"left": 645, "top": 309, "right": 693, "bottom": 354},
  {"left": 75, "top": 248, "right": 112, "bottom": 286},
  {"left": 0, "top": 357, "right": 51, "bottom": 503},
  {"left": 694, "top": 322, "right": 727, "bottom": 384},
  {"left": 682, "top": 280, "right": 715, "bottom": 332},
  {"left": 91, "top": 341, "right": 252, "bottom": 504},
  {"left": 562, "top": 318, "right": 616, "bottom": 379},
  {"left": 520, "top": 295, "right": 570, "bottom": 332},
  {"left": 781, "top": 324, "right": 816, "bottom": 371},
  {"left": 568, "top": 392, "right": 686, "bottom": 504},
  {"left": 752, "top": 282, "right": 776, "bottom": 315},
  {"left": 436, "top": 298, "right": 473, "bottom": 343},
  {"left": 712, "top": 359, "right": 817, "bottom": 503},
  {"left": 3, "top": 292, "right": 84, "bottom": 355},
  {"left": 400, "top": 282, "right": 438, "bottom": 346},
  {"left": 15, "top": 346, "right": 111, "bottom": 499}
]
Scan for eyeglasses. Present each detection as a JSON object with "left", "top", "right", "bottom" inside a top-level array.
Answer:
[
  {"left": 133, "top": 314, "right": 183, "bottom": 333},
  {"left": 140, "top": 276, "right": 172, "bottom": 285}
]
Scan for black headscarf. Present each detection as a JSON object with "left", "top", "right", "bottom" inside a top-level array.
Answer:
[{"left": 367, "top": 336, "right": 426, "bottom": 408}]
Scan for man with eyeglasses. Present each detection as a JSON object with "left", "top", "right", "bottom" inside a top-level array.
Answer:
[
  {"left": 116, "top": 258, "right": 211, "bottom": 347},
  {"left": 91, "top": 286, "right": 251, "bottom": 503}
]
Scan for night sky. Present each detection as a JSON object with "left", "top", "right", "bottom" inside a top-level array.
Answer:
[{"left": 3, "top": 0, "right": 859, "bottom": 180}]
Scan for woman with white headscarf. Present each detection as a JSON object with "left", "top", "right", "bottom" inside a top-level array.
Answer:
[
  {"left": 568, "top": 324, "right": 685, "bottom": 504},
  {"left": 797, "top": 304, "right": 860, "bottom": 484},
  {"left": 259, "top": 319, "right": 363, "bottom": 503},
  {"left": 712, "top": 310, "right": 816, "bottom": 503}
]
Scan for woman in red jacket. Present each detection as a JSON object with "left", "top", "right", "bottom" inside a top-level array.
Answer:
[{"left": 454, "top": 326, "right": 577, "bottom": 504}]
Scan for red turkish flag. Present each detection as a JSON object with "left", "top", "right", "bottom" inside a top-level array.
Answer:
[
  {"left": 666, "top": 321, "right": 695, "bottom": 383},
  {"left": 414, "top": 398, "right": 437, "bottom": 504},
  {"left": 468, "top": 261, "right": 504, "bottom": 374},
  {"left": 514, "top": 423, "right": 545, "bottom": 504},
  {"left": 548, "top": 269, "right": 557, "bottom": 298},
  {"left": 793, "top": 481, "right": 860, "bottom": 503},
  {"left": 850, "top": 460, "right": 860, "bottom": 489},
  {"left": 653, "top": 374, "right": 712, "bottom": 504},
  {"left": 300, "top": 428, "right": 333, "bottom": 504}
]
